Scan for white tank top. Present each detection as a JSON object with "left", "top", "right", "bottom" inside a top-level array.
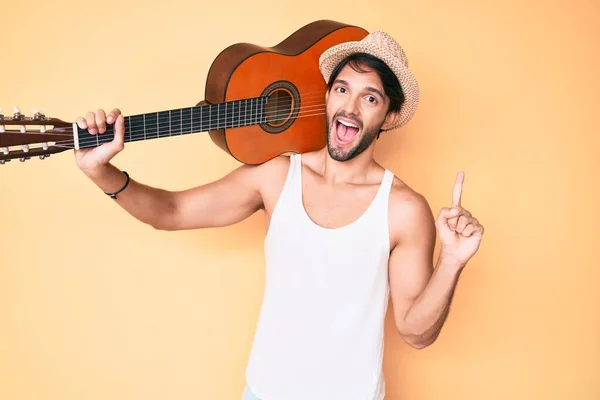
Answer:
[{"left": 245, "top": 153, "right": 394, "bottom": 400}]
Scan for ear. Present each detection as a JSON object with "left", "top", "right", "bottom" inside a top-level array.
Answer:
[{"left": 380, "top": 109, "right": 400, "bottom": 131}]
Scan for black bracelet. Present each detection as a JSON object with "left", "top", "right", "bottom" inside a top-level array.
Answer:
[{"left": 105, "top": 171, "right": 130, "bottom": 199}]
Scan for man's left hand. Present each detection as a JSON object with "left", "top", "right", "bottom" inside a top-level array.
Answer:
[{"left": 436, "top": 171, "right": 485, "bottom": 268}]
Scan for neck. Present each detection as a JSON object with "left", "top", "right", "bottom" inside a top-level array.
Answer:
[
  {"left": 74, "top": 97, "right": 268, "bottom": 149},
  {"left": 315, "top": 146, "right": 377, "bottom": 184}
]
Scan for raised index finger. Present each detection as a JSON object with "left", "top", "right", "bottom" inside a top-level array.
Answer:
[{"left": 452, "top": 171, "right": 464, "bottom": 206}]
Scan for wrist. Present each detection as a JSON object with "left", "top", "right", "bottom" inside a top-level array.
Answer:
[
  {"left": 80, "top": 163, "right": 129, "bottom": 196},
  {"left": 437, "top": 252, "right": 467, "bottom": 272},
  {"left": 81, "top": 163, "right": 112, "bottom": 180}
]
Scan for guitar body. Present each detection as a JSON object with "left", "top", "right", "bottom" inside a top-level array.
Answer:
[
  {"left": 202, "top": 20, "right": 369, "bottom": 164},
  {"left": 0, "top": 20, "right": 369, "bottom": 165}
]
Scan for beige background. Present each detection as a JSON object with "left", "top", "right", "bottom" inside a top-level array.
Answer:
[{"left": 1, "top": 0, "right": 599, "bottom": 399}]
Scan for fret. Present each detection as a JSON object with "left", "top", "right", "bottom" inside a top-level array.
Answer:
[
  {"left": 257, "top": 99, "right": 261, "bottom": 125},
  {"left": 225, "top": 102, "right": 232, "bottom": 129},
  {"left": 260, "top": 98, "right": 264, "bottom": 124},
  {"left": 170, "top": 110, "right": 181, "bottom": 135},
  {"left": 255, "top": 98, "right": 260, "bottom": 125},
  {"left": 256, "top": 98, "right": 260, "bottom": 125},
  {"left": 181, "top": 107, "right": 192, "bottom": 134},
  {"left": 209, "top": 102, "right": 219, "bottom": 130},
  {"left": 128, "top": 114, "right": 145, "bottom": 143},
  {"left": 230, "top": 101, "right": 234, "bottom": 127},
  {"left": 145, "top": 113, "right": 158, "bottom": 138},
  {"left": 127, "top": 116, "right": 132, "bottom": 142},
  {"left": 156, "top": 111, "right": 168, "bottom": 137},
  {"left": 225, "top": 102, "right": 230, "bottom": 129}
]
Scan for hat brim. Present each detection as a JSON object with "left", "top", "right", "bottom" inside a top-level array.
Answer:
[{"left": 318, "top": 41, "right": 419, "bottom": 130}]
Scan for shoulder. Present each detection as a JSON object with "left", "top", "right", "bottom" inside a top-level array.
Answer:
[
  {"left": 247, "top": 154, "right": 293, "bottom": 210},
  {"left": 388, "top": 175, "right": 432, "bottom": 217},
  {"left": 257, "top": 154, "right": 292, "bottom": 183},
  {"left": 388, "top": 175, "right": 436, "bottom": 249},
  {"left": 219, "top": 154, "right": 291, "bottom": 206},
  {"left": 235, "top": 154, "right": 291, "bottom": 184}
]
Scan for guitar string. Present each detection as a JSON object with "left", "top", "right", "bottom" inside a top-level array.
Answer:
[
  {"left": 72, "top": 109, "right": 335, "bottom": 149},
  {"left": 0, "top": 96, "right": 330, "bottom": 140},
  {"left": 0, "top": 108, "right": 352, "bottom": 153},
  {"left": 0, "top": 106, "right": 326, "bottom": 150},
  {"left": 2, "top": 92, "right": 376, "bottom": 151},
  {"left": 71, "top": 89, "right": 373, "bottom": 146},
  {"left": 0, "top": 108, "right": 328, "bottom": 153},
  {"left": 1, "top": 86, "right": 376, "bottom": 144},
  {"left": 0, "top": 84, "right": 372, "bottom": 137},
  {"left": 53, "top": 109, "right": 335, "bottom": 150},
  {"left": 71, "top": 102, "right": 332, "bottom": 147}
]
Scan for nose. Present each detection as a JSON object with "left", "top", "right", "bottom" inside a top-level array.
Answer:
[{"left": 341, "top": 94, "right": 360, "bottom": 116}]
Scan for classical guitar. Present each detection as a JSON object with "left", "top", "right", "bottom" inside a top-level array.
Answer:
[{"left": 0, "top": 20, "right": 368, "bottom": 166}]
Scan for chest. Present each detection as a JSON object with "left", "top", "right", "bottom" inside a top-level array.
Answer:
[{"left": 300, "top": 176, "right": 381, "bottom": 229}]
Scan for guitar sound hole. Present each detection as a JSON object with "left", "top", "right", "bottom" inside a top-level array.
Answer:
[
  {"left": 260, "top": 80, "right": 300, "bottom": 134},
  {"left": 266, "top": 90, "right": 293, "bottom": 127}
]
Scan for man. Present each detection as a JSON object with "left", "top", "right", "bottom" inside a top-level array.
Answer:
[{"left": 75, "top": 31, "right": 484, "bottom": 400}]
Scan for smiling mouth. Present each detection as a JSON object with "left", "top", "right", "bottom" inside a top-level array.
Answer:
[{"left": 335, "top": 118, "right": 360, "bottom": 144}]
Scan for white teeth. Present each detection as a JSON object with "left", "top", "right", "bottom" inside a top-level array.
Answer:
[{"left": 338, "top": 119, "right": 358, "bottom": 128}]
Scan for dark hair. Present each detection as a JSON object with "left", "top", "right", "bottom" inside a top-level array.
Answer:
[{"left": 326, "top": 52, "right": 405, "bottom": 113}]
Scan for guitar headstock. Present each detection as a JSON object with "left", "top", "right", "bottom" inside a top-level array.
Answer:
[{"left": 0, "top": 106, "right": 76, "bottom": 164}]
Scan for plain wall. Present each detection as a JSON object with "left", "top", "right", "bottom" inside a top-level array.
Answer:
[{"left": 1, "top": 0, "right": 598, "bottom": 398}]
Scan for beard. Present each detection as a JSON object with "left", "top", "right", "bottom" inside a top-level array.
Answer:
[{"left": 325, "top": 110, "right": 383, "bottom": 162}]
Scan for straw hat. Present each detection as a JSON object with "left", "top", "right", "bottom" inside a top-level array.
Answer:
[{"left": 318, "top": 30, "right": 419, "bottom": 130}]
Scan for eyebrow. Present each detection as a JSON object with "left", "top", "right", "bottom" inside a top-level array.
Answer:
[{"left": 333, "top": 79, "right": 385, "bottom": 100}]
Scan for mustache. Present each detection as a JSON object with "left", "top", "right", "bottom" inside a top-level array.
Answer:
[{"left": 332, "top": 112, "right": 363, "bottom": 129}]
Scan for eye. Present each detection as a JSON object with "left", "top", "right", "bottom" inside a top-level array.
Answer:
[
  {"left": 335, "top": 87, "right": 346, "bottom": 93},
  {"left": 365, "top": 95, "right": 377, "bottom": 104}
]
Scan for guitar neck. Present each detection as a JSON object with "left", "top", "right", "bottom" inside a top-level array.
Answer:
[{"left": 74, "top": 96, "right": 268, "bottom": 149}]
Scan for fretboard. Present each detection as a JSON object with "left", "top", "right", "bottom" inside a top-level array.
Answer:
[{"left": 75, "top": 97, "right": 268, "bottom": 149}]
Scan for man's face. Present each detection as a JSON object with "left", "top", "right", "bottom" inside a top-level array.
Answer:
[{"left": 325, "top": 63, "right": 396, "bottom": 162}]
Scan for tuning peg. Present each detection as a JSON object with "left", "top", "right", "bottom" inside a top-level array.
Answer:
[
  {"left": 32, "top": 109, "right": 50, "bottom": 152},
  {"left": 32, "top": 108, "right": 46, "bottom": 120},
  {"left": 33, "top": 109, "right": 48, "bottom": 134},
  {"left": 12, "top": 106, "right": 29, "bottom": 152},
  {"left": 14, "top": 106, "right": 24, "bottom": 122},
  {"left": 13, "top": 106, "right": 24, "bottom": 120}
]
